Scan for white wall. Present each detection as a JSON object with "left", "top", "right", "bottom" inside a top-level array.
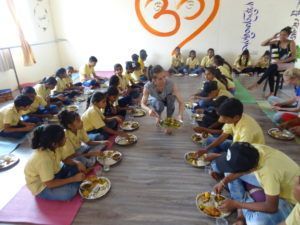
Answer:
[
  {"left": 50, "top": 0, "right": 299, "bottom": 71},
  {"left": 0, "top": 0, "right": 61, "bottom": 90}
]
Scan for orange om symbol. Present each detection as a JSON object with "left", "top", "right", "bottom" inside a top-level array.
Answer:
[{"left": 135, "top": 0, "right": 220, "bottom": 52}]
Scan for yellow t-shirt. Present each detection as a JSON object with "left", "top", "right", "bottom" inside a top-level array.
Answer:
[
  {"left": 138, "top": 57, "right": 145, "bottom": 71},
  {"left": 26, "top": 95, "right": 47, "bottom": 114},
  {"left": 131, "top": 70, "right": 142, "bottom": 83},
  {"left": 171, "top": 54, "right": 184, "bottom": 68},
  {"left": 217, "top": 89, "right": 234, "bottom": 98},
  {"left": 0, "top": 104, "right": 21, "bottom": 131},
  {"left": 227, "top": 78, "right": 235, "bottom": 90},
  {"left": 253, "top": 144, "right": 300, "bottom": 204},
  {"left": 79, "top": 64, "right": 95, "bottom": 82},
  {"left": 24, "top": 148, "right": 65, "bottom": 195},
  {"left": 54, "top": 78, "right": 67, "bottom": 93},
  {"left": 286, "top": 203, "right": 300, "bottom": 225},
  {"left": 34, "top": 84, "right": 50, "bottom": 101},
  {"left": 201, "top": 56, "right": 214, "bottom": 67},
  {"left": 82, "top": 105, "right": 106, "bottom": 132},
  {"left": 62, "top": 128, "right": 90, "bottom": 159},
  {"left": 63, "top": 76, "right": 73, "bottom": 87},
  {"left": 186, "top": 57, "right": 199, "bottom": 69},
  {"left": 218, "top": 65, "right": 232, "bottom": 79},
  {"left": 222, "top": 114, "right": 265, "bottom": 144},
  {"left": 256, "top": 57, "right": 270, "bottom": 69},
  {"left": 213, "top": 78, "right": 227, "bottom": 91},
  {"left": 124, "top": 72, "right": 133, "bottom": 86},
  {"left": 234, "top": 56, "right": 252, "bottom": 70},
  {"left": 117, "top": 75, "right": 127, "bottom": 91}
]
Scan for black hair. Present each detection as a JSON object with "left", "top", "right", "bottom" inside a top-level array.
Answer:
[
  {"left": 126, "top": 61, "right": 134, "bottom": 70},
  {"left": 40, "top": 77, "right": 57, "bottom": 86},
  {"left": 189, "top": 50, "right": 196, "bottom": 56},
  {"left": 14, "top": 95, "right": 33, "bottom": 108},
  {"left": 263, "top": 50, "right": 270, "bottom": 57},
  {"left": 66, "top": 66, "right": 74, "bottom": 71},
  {"left": 134, "top": 62, "right": 141, "bottom": 70},
  {"left": 31, "top": 125, "right": 65, "bottom": 150},
  {"left": 109, "top": 75, "right": 120, "bottom": 87},
  {"left": 86, "top": 91, "right": 106, "bottom": 109},
  {"left": 218, "top": 98, "right": 244, "bottom": 117},
  {"left": 58, "top": 110, "right": 79, "bottom": 129},
  {"left": 55, "top": 68, "right": 66, "bottom": 78},
  {"left": 213, "top": 55, "right": 233, "bottom": 74},
  {"left": 281, "top": 26, "right": 292, "bottom": 35},
  {"left": 131, "top": 54, "right": 139, "bottom": 62},
  {"left": 22, "top": 86, "right": 36, "bottom": 95},
  {"left": 238, "top": 49, "right": 250, "bottom": 67},
  {"left": 205, "top": 67, "right": 229, "bottom": 90},
  {"left": 207, "top": 48, "right": 214, "bottom": 53},
  {"left": 114, "top": 63, "right": 123, "bottom": 71},
  {"left": 148, "top": 65, "right": 164, "bottom": 82},
  {"left": 213, "top": 96, "right": 229, "bottom": 108},
  {"left": 89, "top": 56, "right": 98, "bottom": 63},
  {"left": 106, "top": 86, "right": 119, "bottom": 97},
  {"left": 174, "top": 46, "right": 180, "bottom": 51}
]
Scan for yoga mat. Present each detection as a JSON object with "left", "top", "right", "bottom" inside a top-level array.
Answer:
[
  {"left": 0, "top": 165, "right": 102, "bottom": 225},
  {"left": 234, "top": 79, "right": 257, "bottom": 104},
  {"left": 0, "top": 186, "right": 83, "bottom": 225},
  {"left": 256, "top": 100, "right": 276, "bottom": 120}
]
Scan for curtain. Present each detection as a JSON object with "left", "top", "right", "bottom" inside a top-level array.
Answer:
[
  {"left": 0, "top": 49, "right": 14, "bottom": 72},
  {"left": 6, "top": 0, "right": 36, "bottom": 66}
]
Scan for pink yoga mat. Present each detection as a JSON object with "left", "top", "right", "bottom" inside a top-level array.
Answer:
[
  {"left": 0, "top": 186, "right": 83, "bottom": 225},
  {"left": 0, "top": 165, "right": 102, "bottom": 225}
]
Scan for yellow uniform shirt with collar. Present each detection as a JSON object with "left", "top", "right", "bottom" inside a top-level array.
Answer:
[
  {"left": 201, "top": 56, "right": 214, "bottom": 67},
  {"left": 213, "top": 78, "right": 227, "bottom": 91},
  {"left": 226, "top": 78, "right": 235, "bottom": 89},
  {"left": 0, "top": 104, "right": 21, "bottom": 131},
  {"left": 63, "top": 76, "right": 73, "bottom": 87},
  {"left": 256, "top": 57, "right": 270, "bottom": 69},
  {"left": 54, "top": 78, "right": 67, "bottom": 93},
  {"left": 34, "top": 84, "right": 50, "bottom": 102},
  {"left": 171, "top": 54, "right": 184, "bottom": 68},
  {"left": 82, "top": 105, "right": 106, "bottom": 132},
  {"left": 286, "top": 203, "right": 300, "bottom": 225},
  {"left": 186, "top": 57, "right": 199, "bottom": 69},
  {"left": 131, "top": 70, "right": 142, "bottom": 83},
  {"left": 218, "top": 65, "right": 232, "bottom": 79},
  {"left": 222, "top": 114, "right": 265, "bottom": 144},
  {"left": 234, "top": 56, "right": 252, "bottom": 70},
  {"left": 62, "top": 128, "right": 90, "bottom": 159},
  {"left": 117, "top": 75, "right": 127, "bottom": 91},
  {"left": 25, "top": 95, "right": 47, "bottom": 114},
  {"left": 253, "top": 144, "right": 300, "bottom": 205},
  {"left": 124, "top": 72, "right": 133, "bottom": 86},
  {"left": 79, "top": 64, "right": 95, "bottom": 82},
  {"left": 217, "top": 89, "right": 234, "bottom": 98},
  {"left": 138, "top": 57, "right": 145, "bottom": 71},
  {"left": 24, "top": 147, "right": 66, "bottom": 195}
]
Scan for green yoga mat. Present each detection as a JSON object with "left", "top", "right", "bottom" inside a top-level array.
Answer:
[{"left": 234, "top": 80, "right": 257, "bottom": 104}]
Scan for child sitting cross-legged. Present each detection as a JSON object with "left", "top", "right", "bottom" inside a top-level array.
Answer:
[
  {"left": 82, "top": 92, "right": 128, "bottom": 141},
  {"left": 58, "top": 110, "right": 111, "bottom": 168}
]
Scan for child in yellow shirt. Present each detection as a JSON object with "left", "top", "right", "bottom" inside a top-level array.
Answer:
[
  {"left": 213, "top": 55, "right": 233, "bottom": 79},
  {"left": 200, "top": 48, "right": 215, "bottom": 68},
  {"left": 233, "top": 49, "right": 253, "bottom": 75},
  {"left": 252, "top": 50, "right": 271, "bottom": 76},
  {"left": 169, "top": 47, "right": 185, "bottom": 75},
  {"left": 0, "top": 95, "right": 35, "bottom": 139},
  {"left": 58, "top": 110, "right": 110, "bottom": 168},
  {"left": 82, "top": 92, "right": 128, "bottom": 141},
  {"left": 22, "top": 86, "right": 58, "bottom": 124},
  {"left": 24, "top": 124, "right": 86, "bottom": 201},
  {"left": 183, "top": 50, "right": 201, "bottom": 75},
  {"left": 66, "top": 66, "right": 84, "bottom": 90}
]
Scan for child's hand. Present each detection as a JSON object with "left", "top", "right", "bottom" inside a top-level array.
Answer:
[
  {"left": 101, "top": 140, "right": 112, "bottom": 147},
  {"left": 193, "top": 126, "right": 207, "bottom": 133},
  {"left": 149, "top": 109, "right": 159, "bottom": 118},
  {"left": 76, "top": 162, "right": 87, "bottom": 173},
  {"left": 289, "top": 126, "right": 300, "bottom": 136},
  {"left": 195, "top": 148, "right": 207, "bottom": 157},
  {"left": 72, "top": 172, "right": 86, "bottom": 182},
  {"left": 119, "top": 131, "right": 129, "bottom": 138},
  {"left": 213, "top": 181, "right": 225, "bottom": 194}
]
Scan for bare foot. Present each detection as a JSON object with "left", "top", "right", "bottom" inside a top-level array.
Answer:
[
  {"left": 164, "top": 128, "right": 173, "bottom": 135},
  {"left": 247, "top": 83, "right": 259, "bottom": 90},
  {"left": 264, "top": 92, "right": 274, "bottom": 99},
  {"left": 156, "top": 118, "right": 161, "bottom": 127}
]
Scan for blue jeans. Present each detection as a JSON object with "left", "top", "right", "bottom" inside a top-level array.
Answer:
[
  {"left": 228, "top": 174, "right": 293, "bottom": 225},
  {"left": 149, "top": 95, "right": 176, "bottom": 117},
  {"left": 74, "top": 145, "right": 105, "bottom": 168},
  {"left": 206, "top": 137, "right": 232, "bottom": 153},
  {"left": 169, "top": 66, "right": 185, "bottom": 74},
  {"left": 0, "top": 124, "right": 29, "bottom": 139},
  {"left": 87, "top": 119, "right": 118, "bottom": 141},
  {"left": 22, "top": 115, "right": 43, "bottom": 124},
  {"left": 37, "top": 165, "right": 80, "bottom": 201},
  {"left": 82, "top": 79, "right": 97, "bottom": 87},
  {"left": 183, "top": 66, "right": 203, "bottom": 75}
]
